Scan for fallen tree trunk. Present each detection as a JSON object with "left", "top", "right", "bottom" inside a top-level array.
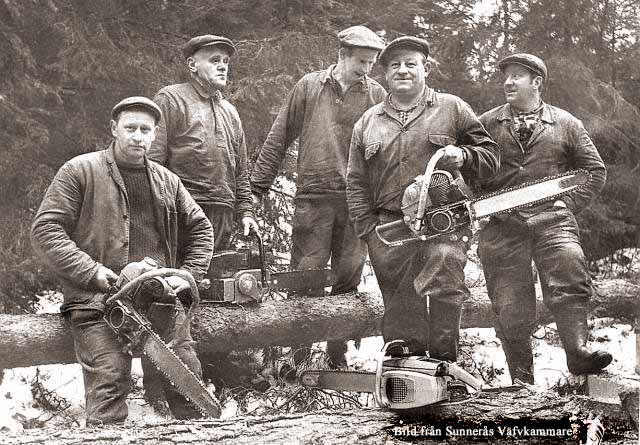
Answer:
[
  {"left": 0, "top": 279, "right": 638, "bottom": 370},
  {"left": 1, "top": 387, "right": 637, "bottom": 444}
]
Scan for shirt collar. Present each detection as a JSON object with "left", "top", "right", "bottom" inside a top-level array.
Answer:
[
  {"left": 321, "top": 65, "right": 370, "bottom": 92},
  {"left": 378, "top": 86, "right": 434, "bottom": 115},
  {"left": 498, "top": 102, "right": 554, "bottom": 123},
  {"left": 189, "top": 76, "right": 224, "bottom": 100}
]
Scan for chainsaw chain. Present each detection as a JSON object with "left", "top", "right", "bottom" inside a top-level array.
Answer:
[
  {"left": 470, "top": 170, "right": 589, "bottom": 219},
  {"left": 140, "top": 324, "right": 222, "bottom": 418}
]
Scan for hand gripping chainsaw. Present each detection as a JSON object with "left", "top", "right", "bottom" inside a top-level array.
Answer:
[
  {"left": 301, "top": 340, "right": 484, "bottom": 410},
  {"left": 375, "top": 148, "right": 590, "bottom": 246},
  {"left": 103, "top": 258, "right": 222, "bottom": 418}
]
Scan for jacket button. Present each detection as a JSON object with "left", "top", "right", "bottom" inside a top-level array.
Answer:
[
  {"left": 123, "top": 241, "right": 129, "bottom": 247},
  {"left": 123, "top": 214, "right": 128, "bottom": 220}
]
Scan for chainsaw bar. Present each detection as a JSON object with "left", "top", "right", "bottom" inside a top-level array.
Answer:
[
  {"left": 141, "top": 327, "right": 222, "bottom": 418},
  {"left": 300, "top": 369, "right": 376, "bottom": 393},
  {"left": 470, "top": 170, "right": 590, "bottom": 219},
  {"left": 268, "top": 269, "right": 333, "bottom": 292}
]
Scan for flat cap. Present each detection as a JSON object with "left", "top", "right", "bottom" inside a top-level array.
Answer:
[
  {"left": 183, "top": 34, "right": 236, "bottom": 59},
  {"left": 379, "top": 36, "right": 430, "bottom": 65},
  {"left": 111, "top": 96, "right": 162, "bottom": 123},
  {"left": 498, "top": 53, "right": 547, "bottom": 80},
  {"left": 338, "top": 25, "right": 384, "bottom": 51}
]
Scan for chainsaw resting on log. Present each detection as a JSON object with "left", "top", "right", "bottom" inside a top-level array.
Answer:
[
  {"left": 375, "top": 148, "right": 591, "bottom": 247},
  {"left": 202, "top": 232, "right": 332, "bottom": 304},
  {"left": 301, "top": 340, "right": 483, "bottom": 410},
  {"left": 103, "top": 258, "right": 222, "bottom": 418}
]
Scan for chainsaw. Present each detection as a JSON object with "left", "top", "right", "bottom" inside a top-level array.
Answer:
[
  {"left": 300, "top": 340, "right": 483, "bottom": 410},
  {"left": 103, "top": 258, "right": 222, "bottom": 418},
  {"left": 375, "top": 148, "right": 590, "bottom": 246},
  {"left": 202, "top": 232, "right": 332, "bottom": 304}
]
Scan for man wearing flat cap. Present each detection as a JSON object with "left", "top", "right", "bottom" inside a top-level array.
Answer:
[
  {"left": 250, "top": 25, "right": 387, "bottom": 367},
  {"left": 477, "top": 53, "right": 610, "bottom": 383},
  {"left": 31, "top": 97, "right": 214, "bottom": 424},
  {"left": 347, "top": 37, "right": 499, "bottom": 361},
  {"left": 149, "top": 34, "right": 258, "bottom": 255}
]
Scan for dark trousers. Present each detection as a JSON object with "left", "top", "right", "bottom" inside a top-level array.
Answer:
[
  {"left": 291, "top": 198, "right": 366, "bottom": 294},
  {"left": 69, "top": 303, "right": 203, "bottom": 424},
  {"left": 478, "top": 208, "right": 591, "bottom": 353},
  {"left": 367, "top": 212, "right": 468, "bottom": 357},
  {"left": 200, "top": 204, "right": 235, "bottom": 253}
]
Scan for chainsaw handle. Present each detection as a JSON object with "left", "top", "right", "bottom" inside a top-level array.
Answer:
[
  {"left": 413, "top": 148, "right": 446, "bottom": 231},
  {"left": 105, "top": 268, "right": 200, "bottom": 318}
]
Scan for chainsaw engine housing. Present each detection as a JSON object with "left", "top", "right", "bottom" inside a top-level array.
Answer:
[{"left": 206, "top": 247, "right": 267, "bottom": 303}]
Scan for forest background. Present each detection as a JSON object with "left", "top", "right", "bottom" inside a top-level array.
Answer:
[{"left": 1, "top": 0, "right": 639, "bottom": 314}]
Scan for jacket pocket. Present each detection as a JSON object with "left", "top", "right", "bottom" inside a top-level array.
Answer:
[{"left": 428, "top": 134, "right": 456, "bottom": 149}]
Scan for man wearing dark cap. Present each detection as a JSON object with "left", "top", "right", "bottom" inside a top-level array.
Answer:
[
  {"left": 149, "top": 35, "right": 258, "bottom": 254},
  {"left": 250, "top": 25, "right": 387, "bottom": 367},
  {"left": 347, "top": 37, "right": 499, "bottom": 361},
  {"left": 32, "top": 97, "right": 214, "bottom": 424},
  {"left": 477, "top": 53, "right": 610, "bottom": 383}
]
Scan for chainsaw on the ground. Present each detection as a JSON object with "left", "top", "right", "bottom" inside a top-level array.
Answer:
[
  {"left": 375, "top": 148, "right": 591, "bottom": 246},
  {"left": 300, "top": 340, "right": 483, "bottom": 410},
  {"left": 202, "top": 232, "right": 332, "bottom": 304},
  {"left": 103, "top": 258, "right": 222, "bottom": 418}
]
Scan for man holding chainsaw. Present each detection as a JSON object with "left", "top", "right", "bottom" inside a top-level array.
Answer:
[
  {"left": 346, "top": 37, "right": 499, "bottom": 361},
  {"left": 477, "top": 54, "right": 610, "bottom": 383},
  {"left": 149, "top": 35, "right": 258, "bottom": 253},
  {"left": 31, "top": 97, "right": 214, "bottom": 424},
  {"left": 250, "top": 25, "right": 386, "bottom": 367}
]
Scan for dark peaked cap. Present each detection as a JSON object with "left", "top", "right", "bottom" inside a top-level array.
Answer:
[
  {"left": 379, "top": 36, "right": 430, "bottom": 65},
  {"left": 183, "top": 35, "right": 236, "bottom": 59},
  {"left": 111, "top": 96, "right": 162, "bottom": 123},
  {"left": 498, "top": 53, "right": 548, "bottom": 80}
]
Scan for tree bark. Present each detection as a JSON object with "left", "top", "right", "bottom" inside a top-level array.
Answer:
[
  {"left": 1, "top": 387, "right": 636, "bottom": 444},
  {"left": 0, "top": 279, "right": 638, "bottom": 370}
]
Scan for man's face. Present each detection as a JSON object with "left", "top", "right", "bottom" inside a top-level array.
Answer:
[
  {"left": 189, "top": 45, "right": 232, "bottom": 90},
  {"left": 385, "top": 49, "right": 429, "bottom": 97},
  {"left": 341, "top": 47, "right": 379, "bottom": 84},
  {"left": 502, "top": 64, "right": 541, "bottom": 108},
  {"left": 110, "top": 110, "right": 157, "bottom": 165}
]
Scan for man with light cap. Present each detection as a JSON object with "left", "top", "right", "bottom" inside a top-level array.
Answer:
[
  {"left": 149, "top": 35, "right": 258, "bottom": 254},
  {"left": 31, "top": 97, "right": 213, "bottom": 424},
  {"left": 347, "top": 37, "right": 499, "bottom": 361},
  {"left": 250, "top": 25, "right": 387, "bottom": 367},
  {"left": 477, "top": 53, "right": 610, "bottom": 383}
]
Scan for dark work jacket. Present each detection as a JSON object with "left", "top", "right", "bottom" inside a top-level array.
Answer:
[
  {"left": 478, "top": 103, "right": 606, "bottom": 216},
  {"left": 251, "top": 65, "right": 387, "bottom": 199},
  {"left": 347, "top": 88, "right": 500, "bottom": 238},
  {"left": 149, "top": 79, "right": 253, "bottom": 220},
  {"left": 31, "top": 144, "right": 213, "bottom": 312}
]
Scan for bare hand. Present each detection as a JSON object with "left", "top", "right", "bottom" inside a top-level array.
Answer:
[
  {"left": 437, "top": 145, "right": 466, "bottom": 171},
  {"left": 241, "top": 216, "right": 260, "bottom": 236},
  {"left": 91, "top": 265, "right": 118, "bottom": 292},
  {"left": 251, "top": 193, "right": 262, "bottom": 207}
]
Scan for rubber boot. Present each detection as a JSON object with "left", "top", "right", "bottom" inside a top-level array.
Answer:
[
  {"left": 496, "top": 333, "right": 534, "bottom": 384},
  {"left": 554, "top": 304, "right": 612, "bottom": 375},
  {"left": 326, "top": 340, "right": 348, "bottom": 369},
  {"left": 428, "top": 300, "right": 462, "bottom": 362}
]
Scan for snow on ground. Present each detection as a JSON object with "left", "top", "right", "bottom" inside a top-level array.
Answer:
[{"left": 2, "top": 253, "right": 638, "bottom": 432}]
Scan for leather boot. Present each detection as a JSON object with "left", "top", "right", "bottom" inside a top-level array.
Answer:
[
  {"left": 554, "top": 304, "right": 612, "bottom": 375},
  {"left": 428, "top": 300, "right": 462, "bottom": 362},
  {"left": 496, "top": 333, "right": 534, "bottom": 384}
]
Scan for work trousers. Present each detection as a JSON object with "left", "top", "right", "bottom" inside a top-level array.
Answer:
[
  {"left": 291, "top": 198, "right": 366, "bottom": 295},
  {"left": 366, "top": 211, "right": 469, "bottom": 354},
  {"left": 200, "top": 204, "right": 235, "bottom": 253},
  {"left": 69, "top": 303, "right": 203, "bottom": 424},
  {"left": 478, "top": 208, "right": 592, "bottom": 345}
]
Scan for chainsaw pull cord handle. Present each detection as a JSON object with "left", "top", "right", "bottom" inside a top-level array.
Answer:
[
  {"left": 105, "top": 268, "right": 200, "bottom": 319},
  {"left": 412, "top": 148, "right": 446, "bottom": 232}
]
